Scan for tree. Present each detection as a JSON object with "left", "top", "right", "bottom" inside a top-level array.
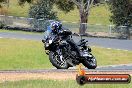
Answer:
[
  {"left": 0, "top": 0, "right": 6, "bottom": 3},
  {"left": 56, "top": 0, "right": 101, "bottom": 34},
  {"left": 0, "top": 0, "right": 102, "bottom": 34},
  {"left": 0, "top": 0, "right": 7, "bottom": 7},
  {"left": 28, "top": 0, "right": 57, "bottom": 30},
  {"left": 108, "top": 0, "right": 132, "bottom": 26},
  {"left": 17, "top": 0, "right": 101, "bottom": 34},
  {"left": 108, "top": 0, "right": 132, "bottom": 39},
  {"left": 29, "top": 0, "right": 57, "bottom": 20},
  {"left": 18, "top": 0, "right": 32, "bottom": 5}
]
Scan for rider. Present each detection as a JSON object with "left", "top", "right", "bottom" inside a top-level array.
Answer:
[
  {"left": 44, "top": 21, "right": 62, "bottom": 41},
  {"left": 44, "top": 20, "right": 81, "bottom": 59}
]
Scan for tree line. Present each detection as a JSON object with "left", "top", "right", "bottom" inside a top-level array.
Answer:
[{"left": 0, "top": 0, "right": 132, "bottom": 35}]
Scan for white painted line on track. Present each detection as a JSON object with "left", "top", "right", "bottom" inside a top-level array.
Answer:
[
  {"left": 107, "top": 48, "right": 111, "bottom": 49},
  {"left": 91, "top": 46, "right": 130, "bottom": 52},
  {"left": 117, "top": 49, "right": 121, "bottom": 51},
  {"left": 97, "top": 64, "right": 132, "bottom": 68},
  {"left": 65, "top": 64, "right": 132, "bottom": 70},
  {"left": 124, "top": 50, "right": 129, "bottom": 51}
]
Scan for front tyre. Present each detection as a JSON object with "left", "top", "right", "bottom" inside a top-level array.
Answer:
[
  {"left": 49, "top": 51, "right": 69, "bottom": 69},
  {"left": 82, "top": 55, "right": 97, "bottom": 69}
]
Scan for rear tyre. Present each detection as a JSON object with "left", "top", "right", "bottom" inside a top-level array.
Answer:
[
  {"left": 49, "top": 51, "right": 69, "bottom": 69},
  {"left": 82, "top": 55, "right": 97, "bottom": 69}
]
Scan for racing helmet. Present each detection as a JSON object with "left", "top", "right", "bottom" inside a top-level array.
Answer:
[{"left": 50, "top": 21, "right": 62, "bottom": 31}]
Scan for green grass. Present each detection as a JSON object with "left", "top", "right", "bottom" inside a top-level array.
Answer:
[
  {"left": 1, "top": 0, "right": 111, "bottom": 24},
  {"left": 6, "top": 0, "right": 30, "bottom": 17},
  {"left": 0, "top": 79, "right": 131, "bottom": 88},
  {"left": 0, "top": 29, "right": 43, "bottom": 35},
  {"left": 0, "top": 38, "right": 53, "bottom": 70},
  {"left": 0, "top": 38, "right": 132, "bottom": 70},
  {"left": 92, "top": 47, "right": 132, "bottom": 66}
]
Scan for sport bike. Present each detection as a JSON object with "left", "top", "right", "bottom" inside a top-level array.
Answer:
[{"left": 42, "top": 29, "right": 97, "bottom": 69}]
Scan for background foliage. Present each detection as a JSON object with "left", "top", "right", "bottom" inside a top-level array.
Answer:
[
  {"left": 29, "top": 0, "right": 57, "bottom": 20},
  {"left": 108, "top": 0, "right": 132, "bottom": 26}
]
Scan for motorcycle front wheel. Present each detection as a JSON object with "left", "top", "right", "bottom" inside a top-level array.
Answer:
[
  {"left": 49, "top": 51, "right": 69, "bottom": 69},
  {"left": 82, "top": 55, "right": 97, "bottom": 69}
]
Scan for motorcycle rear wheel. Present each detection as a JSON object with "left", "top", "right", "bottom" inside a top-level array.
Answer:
[{"left": 49, "top": 51, "right": 69, "bottom": 69}]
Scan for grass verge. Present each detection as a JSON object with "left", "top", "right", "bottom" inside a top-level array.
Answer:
[
  {"left": 92, "top": 47, "right": 132, "bottom": 66},
  {"left": 0, "top": 38, "right": 52, "bottom": 70},
  {"left": 0, "top": 38, "right": 132, "bottom": 70},
  {"left": 0, "top": 79, "right": 131, "bottom": 88},
  {"left": 0, "top": 29, "right": 42, "bottom": 35},
  {"left": 1, "top": 0, "right": 111, "bottom": 24}
]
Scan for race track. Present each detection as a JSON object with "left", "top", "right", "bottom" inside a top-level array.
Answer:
[
  {"left": 0, "top": 32, "right": 132, "bottom": 74},
  {"left": 0, "top": 32, "right": 132, "bottom": 51}
]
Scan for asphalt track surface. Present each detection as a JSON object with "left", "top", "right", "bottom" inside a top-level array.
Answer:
[
  {"left": 0, "top": 69, "right": 132, "bottom": 74},
  {"left": 0, "top": 32, "right": 132, "bottom": 71},
  {"left": 0, "top": 32, "right": 132, "bottom": 51},
  {"left": 0, "top": 64, "right": 132, "bottom": 73}
]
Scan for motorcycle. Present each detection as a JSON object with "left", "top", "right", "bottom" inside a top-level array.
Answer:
[{"left": 42, "top": 29, "right": 97, "bottom": 69}]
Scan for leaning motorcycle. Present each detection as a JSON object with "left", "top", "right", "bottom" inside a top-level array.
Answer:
[{"left": 42, "top": 29, "right": 97, "bottom": 69}]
